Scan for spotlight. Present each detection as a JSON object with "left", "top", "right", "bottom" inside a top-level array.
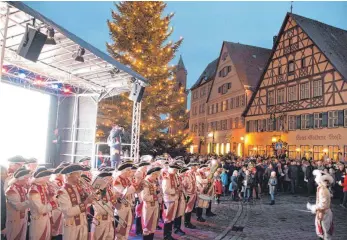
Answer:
[
  {"left": 45, "top": 27, "right": 56, "bottom": 45},
  {"left": 109, "top": 67, "right": 121, "bottom": 78},
  {"left": 18, "top": 73, "right": 26, "bottom": 78},
  {"left": 73, "top": 47, "right": 85, "bottom": 62},
  {"left": 52, "top": 84, "right": 59, "bottom": 89},
  {"left": 63, "top": 88, "right": 71, "bottom": 93},
  {"left": 130, "top": 77, "right": 137, "bottom": 83}
]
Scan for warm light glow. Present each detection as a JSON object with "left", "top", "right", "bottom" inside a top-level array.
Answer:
[
  {"left": 240, "top": 136, "right": 244, "bottom": 141},
  {"left": 237, "top": 143, "right": 242, "bottom": 156},
  {"left": 189, "top": 145, "right": 194, "bottom": 154},
  {"left": 296, "top": 148, "right": 301, "bottom": 152},
  {"left": 226, "top": 143, "right": 230, "bottom": 153},
  {"left": 216, "top": 143, "right": 220, "bottom": 155},
  {"left": 253, "top": 147, "right": 258, "bottom": 151},
  {"left": 208, "top": 132, "right": 213, "bottom": 138},
  {"left": 221, "top": 143, "right": 225, "bottom": 155},
  {"left": 323, "top": 148, "right": 328, "bottom": 153},
  {"left": 207, "top": 143, "right": 211, "bottom": 154},
  {"left": 272, "top": 137, "right": 277, "bottom": 143}
]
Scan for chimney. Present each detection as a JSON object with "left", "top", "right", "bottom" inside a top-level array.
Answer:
[{"left": 273, "top": 35, "right": 278, "bottom": 47}]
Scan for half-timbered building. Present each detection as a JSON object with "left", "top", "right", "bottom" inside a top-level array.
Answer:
[{"left": 243, "top": 13, "right": 347, "bottom": 160}]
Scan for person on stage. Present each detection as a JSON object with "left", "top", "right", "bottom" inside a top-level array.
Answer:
[
  {"left": 140, "top": 167, "right": 161, "bottom": 240},
  {"left": 113, "top": 162, "right": 136, "bottom": 240},
  {"left": 161, "top": 163, "right": 180, "bottom": 240},
  {"left": 183, "top": 162, "right": 198, "bottom": 229},
  {"left": 5, "top": 167, "right": 31, "bottom": 240},
  {"left": 307, "top": 170, "right": 334, "bottom": 240},
  {"left": 28, "top": 168, "right": 57, "bottom": 240},
  {"left": 107, "top": 125, "right": 124, "bottom": 169},
  {"left": 57, "top": 164, "right": 94, "bottom": 240},
  {"left": 52, "top": 128, "right": 62, "bottom": 165}
]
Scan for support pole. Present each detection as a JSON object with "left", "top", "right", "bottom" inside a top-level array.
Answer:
[
  {"left": 70, "top": 96, "right": 79, "bottom": 162},
  {"left": 0, "top": 4, "right": 10, "bottom": 94},
  {"left": 130, "top": 101, "right": 141, "bottom": 162}
]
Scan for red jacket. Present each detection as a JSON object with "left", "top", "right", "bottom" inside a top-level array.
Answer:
[
  {"left": 214, "top": 179, "right": 223, "bottom": 194},
  {"left": 341, "top": 175, "right": 347, "bottom": 192}
]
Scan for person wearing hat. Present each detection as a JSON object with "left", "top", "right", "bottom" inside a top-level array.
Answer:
[
  {"left": 133, "top": 161, "right": 151, "bottom": 236},
  {"left": 49, "top": 163, "right": 69, "bottom": 240},
  {"left": 161, "top": 163, "right": 180, "bottom": 240},
  {"left": 173, "top": 167, "right": 188, "bottom": 236},
  {"left": 5, "top": 167, "right": 31, "bottom": 240},
  {"left": 183, "top": 162, "right": 199, "bottom": 229},
  {"left": 1, "top": 165, "right": 8, "bottom": 238},
  {"left": 140, "top": 167, "right": 161, "bottom": 240},
  {"left": 307, "top": 170, "right": 335, "bottom": 240},
  {"left": 25, "top": 158, "right": 39, "bottom": 173},
  {"left": 57, "top": 164, "right": 94, "bottom": 240},
  {"left": 28, "top": 168, "right": 56, "bottom": 240},
  {"left": 79, "top": 157, "right": 93, "bottom": 181},
  {"left": 91, "top": 172, "right": 115, "bottom": 240},
  {"left": 4, "top": 156, "right": 26, "bottom": 191},
  {"left": 195, "top": 165, "right": 210, "bottom": 222},
  {"left": 113, "top": 162, "right": 136, "bottom": 240}
]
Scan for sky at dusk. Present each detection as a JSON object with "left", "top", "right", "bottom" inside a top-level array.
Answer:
[{"left": 27, "top": 1, "right": 347, "bottom": 105}]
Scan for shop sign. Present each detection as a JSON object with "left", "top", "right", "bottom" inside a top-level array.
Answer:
[{"left": 295, "top": 134, "right": 342, "bottom": 141}]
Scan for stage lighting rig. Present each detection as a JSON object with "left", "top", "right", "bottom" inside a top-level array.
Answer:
[
  {"left": 73, "top": 47, "right": 85, "bottom": 62},
  {"left": 45, "top": 27, "right": 56, "bottom": 45}
]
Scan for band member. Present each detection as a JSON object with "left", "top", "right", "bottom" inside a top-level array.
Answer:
[
  {"left": 113, "top": 162, "right": 136, "bottom": 240},
  {"left": 28, "top": 168, "right": 57, "bottom": 240},
  {"left": 107, "top": 125, "right": 124, "bottom": 168},
  {"left": 4, "top": 156, "right": 26, "bottom": 190},
  {"left": 92, "top": 172, "right": 115, "bottom": 240},
  {"left": 140, "top": 167, "right": 161, "bottom": 240},
  {"left": 161, "top": 163, "right": 180, "bottom": 240},
  {"left": 79, "top": 157, "right": 93, "bottom": 180},
  {"left": 195, "top": 164, "right": 210, "bottom": 222},
  {"left": 5, "top": 167, "right": 31, "bottom": 240},
  {"left": 307, "top": 170, "right": 334, "bottom": 240},
  {"left": 57, "top": 164, "right": 94, "bottom": 240},
  {"left": 25, "top": 158, "right": 38, "bottom": 173},
  {"left": 173, "top": 167, "right": 188, "bottom": 236},
  {"left": 183, "top": 162, "right": 198, "bottom": 229},
  {"left": 134, "top": 161, "right": 151, "bottom": 236},
  {"left": 50, "top": 164, "right": 67, "bottom": 240}
]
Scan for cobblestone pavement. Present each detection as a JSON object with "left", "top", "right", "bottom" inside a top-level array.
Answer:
[{"left": 129, "top": 194, "right": 347, "bottom": 240}]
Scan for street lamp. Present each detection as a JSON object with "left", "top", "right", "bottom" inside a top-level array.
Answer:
[{"left": 208, "top": 131, "right": 215, "bottom": 153}]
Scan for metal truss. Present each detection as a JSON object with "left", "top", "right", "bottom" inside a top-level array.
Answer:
[{"left": 130, "top": 101, "right": 141, "bottom": 162}]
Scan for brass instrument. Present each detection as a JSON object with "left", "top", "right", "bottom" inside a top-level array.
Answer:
[
  {"left": 202, "top": 161, "right": 219, "bottom": 194},
  {"left": 79, "top": 178, "right": 128, "bottom": 228}
]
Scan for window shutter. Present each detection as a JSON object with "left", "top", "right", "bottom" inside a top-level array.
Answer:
[
  {"left": 254, "top": 120, "right": 258, "bottom": 131},
  {"left": 218, "top": 71, "right": 221, "bottom": 77},
  {"left": 227, "top": 83, "right": 231, "bottom": 89},
  {"left": 338, "top": 110, "right": 344, "bottom": 126},
  {"left": 309, "top": 114, "right": 314, "bottom": 128},
  {"left": 262, "top": 119, "right": 267, "bottom": 131},
  {"left": 246, "top": 121, "right": 250, "bottom": 132},
  {"left": 227, "top": 66, "right": 231, "bottom": 72},
  {"left": 218, "top": 87, "right": 221, "bottom": 93},
  {"left": 322, "top": 112, "right": 328, "bottom": 127},
  {"left": 296, "top": 115, "right": 301, "bottom": 129}
]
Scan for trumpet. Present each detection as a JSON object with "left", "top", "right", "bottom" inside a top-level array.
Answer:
[
  {"left": 79, "top": 178, "right": 128, "bottom": 229},
  {"left": 86, "top": 212, "right": 100, "bottom": 226}
]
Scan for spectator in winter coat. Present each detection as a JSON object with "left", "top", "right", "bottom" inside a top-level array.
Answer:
[
  {"left": 288, "top": 161, "right": 299, "bottom": 194},
  {"left": 229, "top": 170, "right": 238, "bottom": 201},
  {"left": 214, "top": 175, "right": 223, "bottom": 204},
  {"left": 268, "top": 171, "right": 277, "bottom": 205},
  {"left": 283, "top": 165, "right": 291, "bottom": 192},
  {"left": 220, "top": 169, "right": 229, "bottom": 196},
  {"left": 335, "top": 163, "right": 345, "bottom": 203},
  {"left": 338, "top": 167, "right": 347, "bottom": 208},
  {"left": 305, "top": 161, "right": 315, "bottom": 196}
]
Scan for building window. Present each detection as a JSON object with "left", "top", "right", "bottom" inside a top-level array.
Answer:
[
  {"left": 216, "top": 103, "right": 219, "bottom": 113},
  {"left": 200, "top": 87, "right": 206, "bottom": 97},
  {"left": 268, "top": 90, "right": 275, "bottom": 105},
  {"left": 288, "top": 85, "right": 297, "bottom": 101},
  {"left": 313, "top": 145, "right": 323, "bottom": 161},
  {"left": 248, "top": 145, "right": 255, "bottom": 156},
  {"left": 225, "top": 99, "right": 229, "bottom": 110},
  {"left": 240, "top": 95, "right": 245, "bottom": 107},
  {"left": 301, "top": 114, "right": 310, "bottom": 129},
  {"left": 313, "top": 80, "right": 322, "bottom": 97},
  {"left": 344, "top": 110, "right": 347, "bottom": 127},
  {"left": 288, "top": 115, "right": 296, "bottom": 130},
  {"left": 328, "top": 111, "right": 338, "bottom": 128},
  {"left": 344, "top": 145, "right": 347, "bottom": 160},
  {"left": 277, "top": 88, "right": 285, "bottom": 104},
  {"left": 235, "top": 117, "right": 239, "bottom": 129},
  {"left": 288, "top": 60, "right": 295, "bottom": 75},
  {"left": 257, "top": 119, "right": 263, "bottom": 132},
  {"left": 221, "top": 120, "right": 227, "bottom": 130},
  {"left": 314, "top": 113, "right": 322, "bottom": 129},
  {"left": 301, "top": 58, "right": 306, "bottom": 68},
  {"left": 300, "top": 82, "right": 310, "bottom": 99},
  {"left": 300, "top": 145, "right": 310, "bottom": 159},
  {"left": 258, "top": 145, "right": 265, "bottom": 156},
  {"left": 288, "top": 145, "right": 297, "bottom": 159},
  {"left": 230, "top": 118, "right": 233, "bottom": 129},
  {"left": 230, "top": 98, "right": 234, "bottom": 109},
  {"left": 193, "top": 90, "right": 198, "bottom": 100},
  {"left": 219, "top": 66, "right": 232, "bottom": 77},
  {"left": 328, "top": 145, "right": 339, "bottom": 160},
  {"left": 278, "top": 65, "right": 282, "bottom": 75},
  {"left": 236, "top": 96, "right": 240, "bottom": 108},
  {"left": 267, "top": 118, "right": 274, "bottom": 131},
  {"left": 240, "top": 117, "right": 245, "bottom": 128}
]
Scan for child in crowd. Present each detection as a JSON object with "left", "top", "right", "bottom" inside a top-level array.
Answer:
[
  {"left": 229, "top": 170, "right": 238, "bottom": 201},
  {"left": 268, "top": 171, "right": 278, "bottom": 205},
  {"left": 214, "top": 173, "right": 223, "bottom": 204},
  {"left": 220, "top": 168, "right": 229, "bottom": 196}
]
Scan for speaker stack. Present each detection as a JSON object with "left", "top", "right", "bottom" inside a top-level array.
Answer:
[
  {"left": 128, "top": 82, "right": 145, "bottom": 103},
  {"left": 17, "top": 26, "right": 47, "bottom": 62}
]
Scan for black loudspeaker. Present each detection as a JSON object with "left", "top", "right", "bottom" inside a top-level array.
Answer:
[
  {"left": 128, "top": 83, "right": 145, "bottom": 103},
  {"left": 17, "top": 27, "right": 47, "bottom": 62}
]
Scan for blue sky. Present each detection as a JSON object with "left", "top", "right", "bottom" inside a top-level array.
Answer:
[{"left": 27, "top": 1, "right": 347, "bottom": 92}]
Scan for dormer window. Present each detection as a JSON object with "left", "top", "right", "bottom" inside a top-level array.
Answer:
[
  {"left": 288, "top": 60, "right": 295, "bottom": 75},
  {"left": 218, "top": 82, "right": 232, "bottom": 95}
]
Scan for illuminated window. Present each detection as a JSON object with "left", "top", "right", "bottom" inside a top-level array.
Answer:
[
  {"left": 215, "top": 143, "right": 220, "bottom": 155},
  {"left": 300, "top": 145, "right": 310, "bottom": 159},
  {"left": 226, "top": 143, "right": 230, "bottom": 153},
  {"left": 221, "top": 143, "right": 225, "bottom": 155},
  {"left": 328, "top": 145, "right": 339, "bottom": 160},
  {"left": 313, "top": 145, "right": 323, "bottom": 161},
  {"left": 288, "top": 145, "right": 296, "bottom": 159}
]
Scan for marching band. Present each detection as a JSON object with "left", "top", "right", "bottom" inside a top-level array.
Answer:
[{"left": 3, "top": 154, "right": 219, "bottom": 240}]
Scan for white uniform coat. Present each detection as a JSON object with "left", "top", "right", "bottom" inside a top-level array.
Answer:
[{"left": 140, "top": 178, "right": 159, "bottom": 236}]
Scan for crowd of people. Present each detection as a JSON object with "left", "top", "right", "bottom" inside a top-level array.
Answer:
[
  {"left": 1, "top": 151, "right": 345, "bottom": 240},
  {"left": 0, "top": 154, "right": 223, "bottom": 240}
]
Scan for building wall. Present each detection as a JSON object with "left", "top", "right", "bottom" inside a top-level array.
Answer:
[{"left": 244, "top": 15, "right": 347, "bottom": 161}]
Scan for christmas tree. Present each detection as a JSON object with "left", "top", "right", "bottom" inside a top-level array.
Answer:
[{"left": 98, "top": 1, "right": 190, "bottom": 155}]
